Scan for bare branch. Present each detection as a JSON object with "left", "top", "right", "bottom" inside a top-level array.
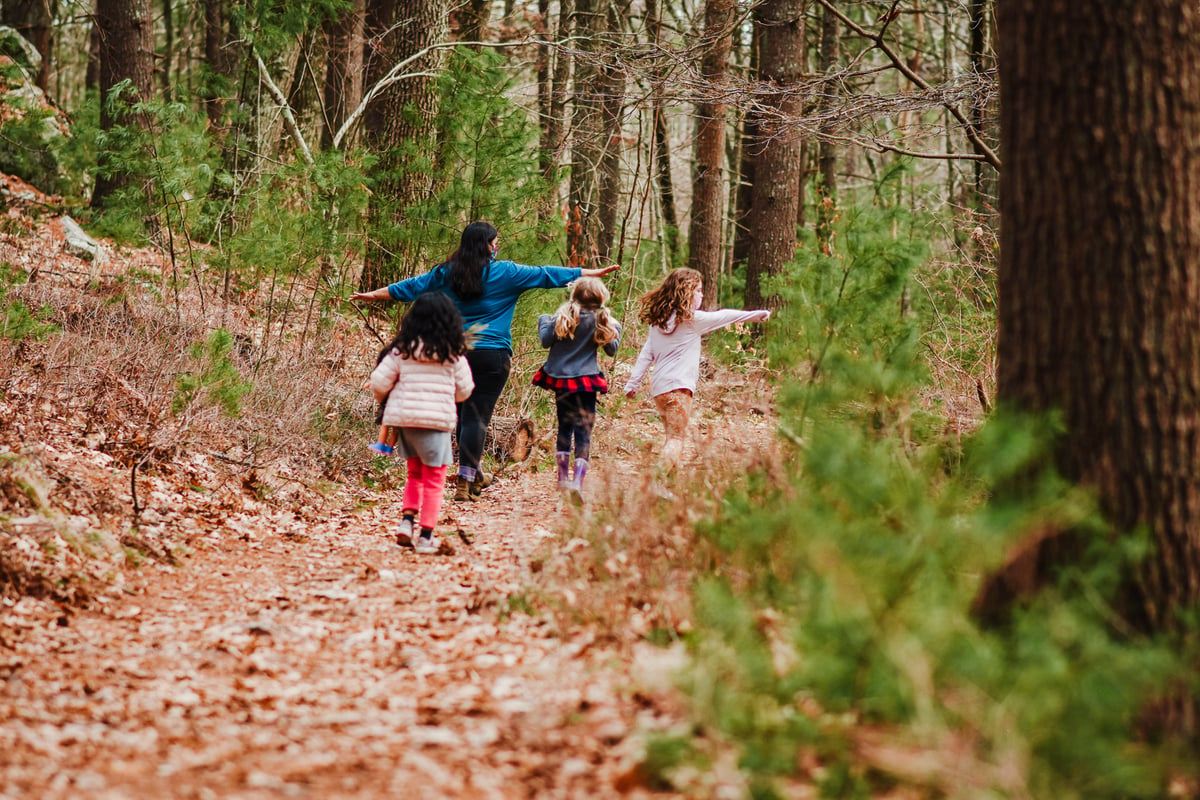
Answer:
[
  {"left": 815, "top": 0, "right": 1000, "bottom": 169},
  {"left": 252, "top": 47, "right": 314, "bottom": 165}
]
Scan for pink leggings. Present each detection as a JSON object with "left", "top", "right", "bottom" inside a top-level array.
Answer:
[{"left": 402, "top": 458, "right": 448, "bottom": 530}]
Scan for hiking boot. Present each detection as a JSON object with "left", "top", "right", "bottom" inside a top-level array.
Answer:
[
  {"left": 414, "top": 533, "right": 441, "bottom": 555},
  {"left": 454, "top": 476, "right": 474, "bottom": 502},
  {"left": 473, "top": 471, "right": 493, "bottom": 491}
]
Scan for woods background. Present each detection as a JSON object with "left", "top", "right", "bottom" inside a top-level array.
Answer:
[{"left": 9, "top": 0, "right": 1200, "bottom": 796}]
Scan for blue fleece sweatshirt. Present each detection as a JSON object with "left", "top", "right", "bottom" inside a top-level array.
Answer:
[{"left": 387, "top": 259, "right": 581, "bottom": 352}]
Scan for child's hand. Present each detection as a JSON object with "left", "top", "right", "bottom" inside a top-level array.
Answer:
[
  {"left": 752, "top": 310, "right": 771, "bottom": 323},
  {"left": 625, "top": 390, "right": 637, "bottom": 399}
]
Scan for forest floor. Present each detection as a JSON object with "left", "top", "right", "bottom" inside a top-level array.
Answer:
[{"left": 0, "top": 182, "right": 779, "bottom": 799}]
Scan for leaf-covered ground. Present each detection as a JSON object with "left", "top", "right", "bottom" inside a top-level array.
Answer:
[
  {"left": 0, "top": 465, "right": 707, "bottom": 799},
  {"left": 0, "top": 186, "right": 776, "bottom": 798}
]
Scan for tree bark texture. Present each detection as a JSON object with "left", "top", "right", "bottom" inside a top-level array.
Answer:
[
  {"left": 742, "top": 0, "right": 805, "bottom": 310},
  {"left": 566, "top": 0, "right": 605, "bottom": 265},
  {"left": 360, "top": 0, "right": 449, "bottom": 289},
  {"left": 968, "top": 0, "right": 997, "bottom": 209},
  {"left": 451, "top": 0, "right": 491, "bottom": 45},
  {"left": 644, "top": 0, "right": 677, "bottom": 260},
  {"left": 814, "top": 0, "right": 839, "bottom": 253},
  {"left": 202, "top": 0, "right": 227, "bottom": 126},
  {"left": 91, "top": 0, "right": 155, "bottom": 209},
  {"left": 996, "top": 0, "right": 1200, "bottom": 629},
  {"left": 321, "top": 0, "right": 365, "bottom": 150},
  {"left": 731, "top": 21, "right": 759, "bottom": 269},
  {"left": 687, "top": 0, "right": 735, "bottom": 307},
  {"left": 594, "top": 0, "right": 628, "bottom": 261}
]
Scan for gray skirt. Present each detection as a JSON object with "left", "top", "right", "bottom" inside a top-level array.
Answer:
[{"left": 387, "top": 427, "right": 454, "bottom": 467}]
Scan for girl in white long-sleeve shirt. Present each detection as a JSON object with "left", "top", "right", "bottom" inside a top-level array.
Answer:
[{"left": 624, "top": 268, "right": 769, "bottom": 471}]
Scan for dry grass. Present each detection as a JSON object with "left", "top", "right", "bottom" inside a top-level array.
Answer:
[
  {"left": 0, "top": 237, "right": 382, "bottom": 603},
  {"left": 520, "top": 355, "right": 784, "bottom": 649}
]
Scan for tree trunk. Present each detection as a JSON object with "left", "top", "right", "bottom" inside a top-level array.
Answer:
[
  {"left": 566, "top": 0, "right": 604, "bottom": 265},
  {"left": 995, "top": 0, "right": 1200, "bottom": 631},
  {"left": 284, "top": 33, "right": 320, "bottom": 147},
  {"left": 90, "top": 0, "right": 156, "bottom": 209},
  {"left": 742, "top": 0, "right": 805, "bottom": 310},
  {"left": 687, "top": 0, "right": 735, "bottom": 307},
  {"left": 360, "top": 0, "right": 448, "bottom": 289},
  {"left": 968, "top": 0, "right": 997, "bottom": 209},
  {"left": 203, "top": 0, "right": 228, "bottom": 127},
  {"left": 815, "top": 0, "right": 839, "bottom": 253},
  {"left": 320, "top": 0, "right": 365, "bottom": 150},
  {"left": 451, "top": 0, "right": 491, "bottom": 45},
  {"left": 731, "top": 23, "right": 759, "bottom": 268},
  {"left": 594, "top": 0, "right": 627, "bottom": 261},
  {"left": 536, "top": 0, "right": 572, "bottom": 230},
  {"left": 85, "top": 20, "right": 100, "bottom": 92},
  {"left": 160, "top": 0, "right": 174, "bottom": 100}
]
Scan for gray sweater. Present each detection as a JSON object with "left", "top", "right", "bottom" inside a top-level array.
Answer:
[{"left": 538, "top": 311, "right": 622, "bottom": 377}]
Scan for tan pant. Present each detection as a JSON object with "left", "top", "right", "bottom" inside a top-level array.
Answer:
[{"left": 654, "top": 389, "right": 693, "bottom": 471}]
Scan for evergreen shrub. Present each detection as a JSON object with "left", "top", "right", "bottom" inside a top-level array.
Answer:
[{"left": 675, "top": 202, "right": 1181, "bottom": 798}]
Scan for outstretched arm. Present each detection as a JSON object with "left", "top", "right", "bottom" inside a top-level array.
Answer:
[
  {"left": 693, "top": 308, "right": 771, "bottom": 335},
  {"left": 349, "top": 286, "right": 392, "bottom": 302},
  {"left": 580, "top": 264, "right": 621, "bottom": 279}
]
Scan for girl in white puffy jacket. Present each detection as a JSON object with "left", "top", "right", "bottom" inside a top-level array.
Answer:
[{"left": 370, "top": 292, "right": 474, "bottom": 554}]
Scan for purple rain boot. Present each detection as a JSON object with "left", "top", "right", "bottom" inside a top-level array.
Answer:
[
  {"left": 567, "top": 458, "right": 588, "bottom": 507},
  {"left": 556, "top": 451, "right": 572, "bottom": 488}
]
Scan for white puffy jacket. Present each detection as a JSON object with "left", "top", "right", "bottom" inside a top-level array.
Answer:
[{"left": 370, "top": 347, "right": 474, "bottom": 431}]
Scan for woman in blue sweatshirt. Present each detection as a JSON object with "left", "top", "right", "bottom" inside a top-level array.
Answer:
[{"left": 351, "top": 221, "right": 620, "bottom": 501}]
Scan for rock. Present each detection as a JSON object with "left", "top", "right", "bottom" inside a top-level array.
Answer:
[
  {"left": 0, "top": 26, "right": 41, "bottom": 75},
  {"left": 60, "top": 216, "right": 107, "bottom": 269}
]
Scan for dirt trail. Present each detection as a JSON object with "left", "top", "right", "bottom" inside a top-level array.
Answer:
[{"left": 0, "top": 443, "right": 694, "bottom": 799}]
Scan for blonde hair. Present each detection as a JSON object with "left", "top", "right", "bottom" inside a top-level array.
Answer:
[
  {"left": 639, "top": 267, "right": 702, "bottom": 328},
  {"left": 553, "top": 277, "right": 619, "bottom": 346}
]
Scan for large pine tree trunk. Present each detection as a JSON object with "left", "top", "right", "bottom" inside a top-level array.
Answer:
[
  {"left": 320, "top": 0, "right": 365, "bottom": 150},
  {"left": 90, "top": 0, "right": 155, "bottom": 209},
  {"left": 359, "top": 0, "right": 448, "bottom": 289},
  {"left": 742, "top": 0, "right": 805, "bottom": 310},
  {"left": 996, "top": 0, "right": 1200, "bottom": 630},
  {"left": 687, "top": 0, "right": 735, "bottom": 307}
]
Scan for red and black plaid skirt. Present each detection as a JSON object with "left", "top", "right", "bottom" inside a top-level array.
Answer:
[{"left": 531, "top": 369, "right": 609, "bottom": 394}]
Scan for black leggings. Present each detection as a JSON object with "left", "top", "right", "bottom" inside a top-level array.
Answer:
[
  {"left": 456, "top": 348, "right": 511, "bottom": 473},
  {"left": 555, "top": 391, "right": 597, "bottom": 461}
]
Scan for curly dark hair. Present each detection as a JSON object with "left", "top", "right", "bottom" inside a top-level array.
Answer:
[
  {"left": 444, "top": 221, "right": 498, "bottom": 301},
  {"left": 386, "top": 292, "right": 467, "bottom": 364}
]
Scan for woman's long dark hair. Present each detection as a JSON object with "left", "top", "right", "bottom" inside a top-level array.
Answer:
[
  {"left": 387, "top": 292, "right": 468, "bottom": 364},
  {"left": 445, "top": 221, "right": 497, "bottom": 300}
]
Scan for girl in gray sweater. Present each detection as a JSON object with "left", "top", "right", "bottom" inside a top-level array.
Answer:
[{"left": 532, "top": 278, "right": 622, "bottom": 500}]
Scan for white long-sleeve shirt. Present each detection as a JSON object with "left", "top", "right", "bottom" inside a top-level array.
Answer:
[{"left": 624, "top": 309, "right": 765, "bottom": 397}]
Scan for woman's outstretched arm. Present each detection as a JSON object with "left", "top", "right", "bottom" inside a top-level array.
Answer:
[
  {"left": 580, "top": 264, "right": 621, "bottom": 279},
  {"left": 349, "top": 286, "right": 392, "bottom": 302}
]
